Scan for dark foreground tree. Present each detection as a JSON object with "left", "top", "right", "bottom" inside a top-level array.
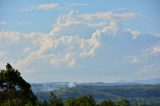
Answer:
[
  {"left": 76, "top": 95, "right": 96, "bottom": 106},
  {"left": 116, "top": 97, "right": 129, "bottom": 106},
  {"left": 99, "top": 99, "right": 114, "bottom": 106},
  {"left": 65, "top": 95, "right": 96, "bottom": 106},
  {"left": 49, "top": 92, "right": 64, "bottom": 106},
  {"left": 65, "top": 97, "right": 78, "bottom": 106},
  {"left": 0, "top": 63, "right": 37, "bottom": 106}
]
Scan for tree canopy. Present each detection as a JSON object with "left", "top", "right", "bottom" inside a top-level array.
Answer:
[{"left": 0, "top": 63, "right": 37, "bottom": 106}]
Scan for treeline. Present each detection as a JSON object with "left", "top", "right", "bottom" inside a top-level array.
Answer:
[
  {"left": 0, "top": 63, "right": 159, "bottom": 106},
  {"left": 34, "top": 93, "right": 145, "bottom": 106},
  {"left": 33, "top": 94, "right": 131, "bottom": 106}
]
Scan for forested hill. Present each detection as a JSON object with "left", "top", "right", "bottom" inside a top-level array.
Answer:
[
  {"left": 31, "top": 80, "right": 160, "bottom": 92},
  {"left": 35, "top": 84, "right": 160, "bottom": 102}
]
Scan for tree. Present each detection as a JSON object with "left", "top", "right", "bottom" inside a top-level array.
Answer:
[
  {"left": 138, "top": 100, "right": 145, "bottom": 106},
  {"left": 36, "top": 100, "right": 49, "bottom": 106},
  {"left": 131, "top": 99, "right": 138, "bottom": 106},
  {"left": 116, "top": 98, "right": 129, "bottom": 106},
  {"left": 76, "top": 95, "right": 96, "bottom": 106},
  {"left": 99, "top": 99, "right": 114, "bottom": 106},
  {"left": 49, "top": 92, "right": 64, "bottom": 106},
  {"left": 65, "top": 97, "right": 78, "bottom": 106},
  {"left": 0, "top": 63, "right": 37, "bottom": 106}
]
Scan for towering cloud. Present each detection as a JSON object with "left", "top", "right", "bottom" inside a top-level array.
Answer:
[{"left": 0, "top": 11, "right": 141, "bottom": 70}]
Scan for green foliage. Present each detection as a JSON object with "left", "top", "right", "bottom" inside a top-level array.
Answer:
[
  {"left": 48, "top": 85, "right": 160, "bottom": 101},
  {"left": 116, "top": 97, "right": 129, "bottom": 106},
  {"left": 99, "top": 99, "right": 114, "bottom": 106},
  {"left": 65, "top": 95, "right": 96, "bottom": 106},
  {"left": 36, "top": 100, "right": 50, "bottom": 106},
  {"left": 24, "top": 101, "right": 34, "bottom": 106},
  {"left": 49, "top": 92, "right": 64, "bottom": 106},
  {"left": 77, "top": 95, "right": 96, "bottom": 106},
  {"left": 0, "top": 63, "right": 37, "bottom": 106},
  {"left": 131, "top": 99, "right": 138, "bottom": 106},
  {"left": 65, "top": 97, "right": 77, "bottom": 106}
]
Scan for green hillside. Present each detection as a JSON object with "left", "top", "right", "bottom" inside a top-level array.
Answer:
[{"left": 36, "top": 84, "right": 160, "bottom": 103}]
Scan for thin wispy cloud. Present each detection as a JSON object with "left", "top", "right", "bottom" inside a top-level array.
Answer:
[
  {"left": 0, "top": 31, "right": 22, "bottom": 44},
  {"left": 112, "top": 8, "right": 127, "bottom": 12},
  {"left": 124, "top": 28, "right": 160, "bottom": 40},
  {"left": 0, "top": 51, "right": 10, "bottom": 57},
  {"left": 125, "top": 28, "right": 140, "bottom": 39},
  {"left": 36, "top": 3, "right": 59, "bottom": 10},
  {"left": 24, "top": 3, "right": 59, "bottom": 11},
  {"left": 127, "top": 43, "right": 160, "bottom": 64},
  {"left": 17, "top": 21, "right": 32, "bottom": 25},
  {"left": 67, "top": 3, "right": 88, "bottom": 6},
  {"left": 23, "top": 48, "right": 31, "bottom": 53},
  {"left": 0, "top": 21, "right": 7, "bottom": 25},
  {"left": 144, "top": 44, "right": 160, "bottom": 54},
  {"left": 135, "top": 64, "right": 160, "bottom": 78},
  {"left": 145, "top": 32, "right": 160, "bottom": 37}
]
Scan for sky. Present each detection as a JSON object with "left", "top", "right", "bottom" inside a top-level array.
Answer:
[{"left": 0, "top": 0, "right": 160, "bottom": 83}]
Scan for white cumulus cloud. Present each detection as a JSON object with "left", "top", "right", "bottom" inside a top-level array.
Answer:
[{"left": 0, "top": 11, "right": 140, "bottom": 70}]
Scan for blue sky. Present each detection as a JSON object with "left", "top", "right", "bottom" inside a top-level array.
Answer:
[{"left": 0, "top": 0, "right": 160, "bottom": 83}]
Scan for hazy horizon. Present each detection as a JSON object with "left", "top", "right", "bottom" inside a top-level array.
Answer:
[{"left": 0, "top": 0, "right": 160, "bottom": 83}]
